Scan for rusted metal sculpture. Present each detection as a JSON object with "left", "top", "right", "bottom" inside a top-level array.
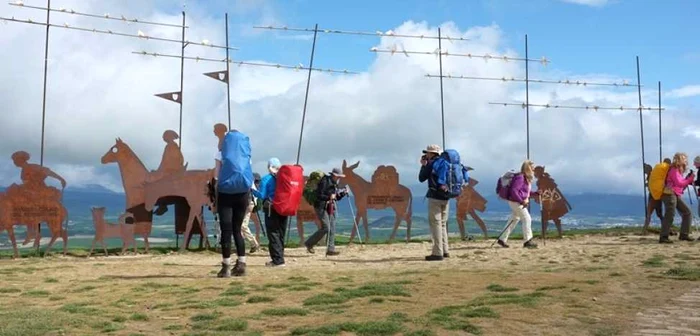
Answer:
[
  {"left": 88, "top": 207, "right": 136, "bottom": 257},
  {"left": 295, "top": 176, "right": 322, "bottom": 244},
  {"left": 455, "top": 176, "right": 488, "bottom": 239},
  {"left": 0, "top": 151, "right": 68, "bottom": 258},
  {"left": 533, "top": 166, "right": 571, "bottom": 238},
  {"left": 341, "top": 160, "right": 413, "bottom": 243}
]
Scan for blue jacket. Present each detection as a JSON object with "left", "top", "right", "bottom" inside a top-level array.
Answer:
[{"left": 252, "top": 173, "right": 276, "bottom": 201}]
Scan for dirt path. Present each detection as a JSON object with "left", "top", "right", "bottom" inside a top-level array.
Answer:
[{"left": 629, "top": 287, "right": 700, "bottom": 336}]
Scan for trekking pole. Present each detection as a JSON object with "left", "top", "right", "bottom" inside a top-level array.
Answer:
[
  {"left": 255, "top": 209, "right": 267, "bottom": 237},
  {"left": 490, "top": 219, "right": 516, "bottom": 247},
  {"left": 538, "top": 194, "right": 545, "bottom": 246},
  {"left": 346, "top": 195, "right": 363, "bottom": 246}
]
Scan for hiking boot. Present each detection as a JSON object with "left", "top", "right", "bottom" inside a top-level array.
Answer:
[
  {"left": 524, "top": 239, "right": 538, "bottom": 249},
  {"left": 497, "top": 239, "right": 509, "bottom": 248},
  {"left": 443, "top": 253, "right": 450, "bottom": 258},
  {"left": 217, "top": 262, "right": 231, "bottom": 278},
  {"left": 305, "top": 243, "right": 315, "bottom": 254},
  {"left": 232, "top": 260, "right": 246, "bottom": 276},
  {"left": 659, "top": 236, "right": 673, "bottom": 244},
  {"left": 679, "top": 235, "right": 694, "bottom": 241},
  {"left": 249, "top": 244, "right": 260, "bottom": 254},
  {"left": 425, "top": 255, "right": 444, "bottom": 261},
  {"left": 326, "top": 251, "right": 340, "bottom": 256},
  {"left": 265, "top": 261, "right": 286, "bottom": 267}
]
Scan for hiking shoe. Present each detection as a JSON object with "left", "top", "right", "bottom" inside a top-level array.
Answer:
[
  {"left": 497, "top": 239, "right": 509, "bottom": 248},
  {"left": 659, "top": 237, "right": 673, "bottom": 244},
  {"left": 425, "top": 255, "right": 444, "bottom": 261},
  {"left": 217, "top": 262, "right": 231, "bottom": 278},
  {"left": 443, "top": 253, "right": 450, "bottom": 258},
  {"left": 265, "top": 261, "right": 286, "bottom": 267},
  {"left": 326, "top": 251, "right": 340, "bottom": 256},
  {"left": 524, "top": 240, "right": 538, "bottom": 249},
  {"left": 679, "top": 235, "right": 694, "bottom": 241},
  {"left": 249, "top": 244, "right": 260, "bottom": 254},
  {"left": 232, "top": 260, "right": 246, "bottom": 276},
  {"left": 305, "top": 244, "right": 315, "bottom": 254}
]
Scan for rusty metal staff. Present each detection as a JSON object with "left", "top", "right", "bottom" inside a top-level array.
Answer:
[
  {"left": 39, "top": 0, "right": 50, "bottom": 166},
  {"left": 296, "top": 23, "right": 319, "bottom": 166},
  {"left": 636, "top": 56, "right": 648, "bottom": 217}
]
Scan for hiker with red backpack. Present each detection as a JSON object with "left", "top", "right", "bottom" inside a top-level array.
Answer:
[
  {"left": 495, "top": 160, "right": 540, "bottom": 249},
  {"left": 216, "top": 130, "right": 255, "bottom": 277},
  {"left": 419, "top": 144, "right": 470, "bottom": 261},
  {"left": 304, "top": 168, "right": 348, "bottom": 256},
  {"left": 252, "top": 158, "right": 291, "bottom": 267}
]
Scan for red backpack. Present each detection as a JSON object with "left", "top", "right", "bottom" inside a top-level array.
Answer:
[{"left": 272, "top": 165, "right": 304, "bottom": 216}]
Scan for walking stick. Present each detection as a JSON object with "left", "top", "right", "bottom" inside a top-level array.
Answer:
[
  {"left": 491, "top": 219, "right": 515, "bottom": 247},
  {"left": 538, "top": 194, "right": 545, "bottom": 246}
]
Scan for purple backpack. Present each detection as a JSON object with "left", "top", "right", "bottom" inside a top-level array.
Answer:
[{"left": 495, "top": 171, "right": 518, "bottom": 201}]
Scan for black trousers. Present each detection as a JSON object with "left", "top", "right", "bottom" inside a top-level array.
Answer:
[
  {"left": 265, "top": 205, "right": 289, "bottom": 265},
  {"left": 217, "top": 191, "right": 250, "bottom": 259}
]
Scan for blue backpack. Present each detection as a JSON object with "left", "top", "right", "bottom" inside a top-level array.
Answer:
[
  {"left": 218, "top": 131, "right": 254, "bottom": 194},
  {"left": 433, "top": 149, "right": 469, "bottom": 198}
]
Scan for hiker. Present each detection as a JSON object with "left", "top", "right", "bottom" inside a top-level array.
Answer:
[
  {"left": 252, "top": 158, "right": 290, "bottom": 267},
  {"left": 304, "top": 168, "right": 347, "bottom": 256},
  {"left": 497, "top": 160, "right": 539, "bottom": 249},
  {"left": 418, "top": 144, "right": 450, "bottom": 261},
  {"left": 660, "top": 152, "right": 695, "bottom": 243},
  {"left": 216, "top": 130, "right": 254, "bottom": 277},
  {"left": 241, "top": 172, "right": 262, "bottom": 254},
  {"left": 644, "top": 158, "right": 671, "bottom": 233}
]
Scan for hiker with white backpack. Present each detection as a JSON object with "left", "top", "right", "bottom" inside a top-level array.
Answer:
[
  {"left": 419, "top": 144, "right": 470, "bottom": 261},
  {"left": 495, "top": 160, "right": 540, "bottom": 249}
]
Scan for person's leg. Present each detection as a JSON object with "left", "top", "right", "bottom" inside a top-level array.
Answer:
[
  {"left": 327, "top": 212, "right": 338, "bottom": 255},
  {"left": 228, "top": 192, "right": 249, "bottom": 276},
  {"left": 517, "top": 206, "right": 535, "bottom": 247},
  {"left": 304, "top": 207, "right": 329, "bottom": 252},
  {"left": 266, "top": 209, "right": 285, "bottom": 265},
  {"left": 428, "top": 198, "right": 443, "bottom": 257},
  {"left": 677, "top": 196, "right": 693, "bottom": 240},
  {"left": 501, "top": 201, "right": 522, "bottom": 244},
  {"left": 216, "top": 193, "right": 234, "bottom": 277},
  {"left": 660, "top": 194, "right": 677, "bottom": 242},
  {"left": 440, "top": 200, "right": 449, "bottom": 256},
  {"left": 279, "top": 214, "right": 289, "bottom": 262},
  {"left": 241, "top": 201, "right": 259, "bottom": 251},
  {"left": 654, "top": 198, "right": 663, "bottom": 221}
]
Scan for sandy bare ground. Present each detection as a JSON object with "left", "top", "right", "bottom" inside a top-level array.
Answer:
[{"left": 1, "top": 233, "right": 699, "bottom": 336}]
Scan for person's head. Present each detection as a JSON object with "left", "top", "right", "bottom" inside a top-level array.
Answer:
[
  {"left": 672, "top": 152, "right": 688, "bottom": 172},
  {"left": 422, "top": 144, "right": 442, "bottom": 160},
  {"left": 330, "top": 167, "right": 345, "bottom": 182},
  {"left": 213, "top": 123, "right": 227, "bottom": 138},
  {"left": 163, "top": 130, "right": 179, "bottom": 143},
  {"left": 693, "top": 156, "right": 700, "bottom": 169},
  {"left": 253, "top": 173, "right": 261, "bottom": 186},
  {"left": 11, "top": 151, "right": 30, "bottom": 167},
  {"left": 664, "top": 157, "right": 672, "bottom": 165},
  {"left": 268, "top": 158, "right": 281, "bottom": 175},
  {"left": 521, "top": 160, "right": 535, "bottom": 183}
]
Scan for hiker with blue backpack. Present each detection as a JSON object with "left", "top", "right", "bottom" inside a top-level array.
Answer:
[
  {"left": 419, "top": 144, "right": 470, "bottom": 261},
  {"left": 252, "top": 158, "right": 291, "bottom": 267},
  {"left": 216, "top": 130, "right": 255, "bottom": 277},
  {"left": 495, "top": 160, "right": 540, "bottom": 249}
]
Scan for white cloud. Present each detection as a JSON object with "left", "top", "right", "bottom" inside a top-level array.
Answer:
[
  {"left": 559, "top": 0, "right": 610, "bottom": 7},
  {"left": 667, "top": 85, "right": 700, "bottom": 99},
  {"left": 0, "top": 2, "right": 696, "bottom": 199}
]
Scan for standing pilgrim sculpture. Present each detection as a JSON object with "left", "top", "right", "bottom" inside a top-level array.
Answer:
[
  {"left": 0, "top": 151, "right": 68, "bottom": 258},
  {"left": 455, "top": 173, "right": 489, "bottom": 240},
  {"left": 101, "top": 130, "right": 212, "bottom": 252},
  {"left": 341, "top": 161, "right": 413, "bottom": 243},
  {"left": 533, "top": 166, "right": 571, "bottom": 239}
]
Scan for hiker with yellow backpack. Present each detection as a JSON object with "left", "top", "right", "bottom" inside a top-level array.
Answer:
[{"left": 644, "top": 158, "right": 671, "bottom": 234}]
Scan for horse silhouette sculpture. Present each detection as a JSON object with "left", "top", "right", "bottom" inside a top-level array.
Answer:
[
  {"left": 88, "top": 207, "right": 136, "bottom": 257},
  {"left": 0, "top": 150, "right": 68, "bottom": 258},
  {"left": 341, "top": 160, "right": 413, "bottom": 243},
  {"left": 533, "top": 166, "right": 571, "bottom": 239},
  {"left": 455, "top": 176, "right": 488, "bottom": 239}
]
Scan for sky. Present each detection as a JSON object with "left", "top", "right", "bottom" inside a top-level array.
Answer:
[{"left": 1, "top": 0, "right": 699, "bottom": 196}]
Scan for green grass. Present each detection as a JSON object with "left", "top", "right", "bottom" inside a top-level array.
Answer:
[
  {"left": 643, "top": 254, "right": 665, "bottom": 268},
  {"left": 261, "top": 307, "right": 309, "bottom": 316},
  {"left": 73, "top": 285, "right": 97, "bottom": 293},
  {"left": 289, "top": 276, "right": 310, "bottom": 282},
  {"left": 221, "top": 286, "right": 248, "bottom": 297},
  {"left": 486, "top": 284, "right": 519, "bottom": 292},
  {"left": 163, "top": 325, "right": 184, "bottom": 331},
  {"left": 664, "top": 267, "right": 700, "bottom": 281},
  {"left": 291, "top": 321, "right": 404, "bottom": 336},
  {"left": 0, "top": 287, "right": 22, "bottom": 294},
  {"left": 129, "top": 313, "right": 149, "bottom": 321},
  {"left": 59, "top": 303, "right": 99, "bottom": 315},
  {"left": 536, "top": 285, "right": 567, "bottom": 291},
  {"left": 21, "top": 290, "right": 50, "bottom": 297},
  {"left": 191, "top": 312, "right": 221, "bottom": 322},
  {"left": 247, "top": 296, "right": 275, "bottom": 304},
  {"left": 304, "top": 282, "right": 411, "bottom": 307},
  {"left": 44, "top": 277, "right": 59, "bottom": 283},
  {"left": 112, "top": 316, "right": 127, "bottom": 322},
  {"left": 469, "top": 292, "right": 546, "bottom": 308},
  {"left": 289, "top": 285, "right": 312, "bottom": 291},
  {"left": 214, "top": 318, "right": 248, "bottom": 332}
]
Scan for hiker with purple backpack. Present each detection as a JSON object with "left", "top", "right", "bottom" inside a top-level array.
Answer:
[{"left": 495, "top": 160, "right": 540, "bottom": 249}]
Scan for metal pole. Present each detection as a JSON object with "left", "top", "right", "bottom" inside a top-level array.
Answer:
[
  {"left": 179, "top": 11, "right": 186, "bottom": 150},
  {"left": 636, "top": 56, "right": 648, "bottom": 215},
  {"left": 658, "top": 81, "right": 662, "bottom": 162},
  {"left": 225, "top": 13, "right": 231, "bottom": 129},
  {"left": 438, "top": 28, "right": 446, "bottom": 150},
  {"left": 39, "top": 0, "right": 51, "bottom": 166},
  {"left": 525, "top": 34, "right": 530, "bottom": 160},
  {"left": 295, "top": 23, "right": 318, "bottom": 165}
]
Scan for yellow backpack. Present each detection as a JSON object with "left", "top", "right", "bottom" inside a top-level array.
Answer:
[{"left": 649, "top": 162, "right": 670, "bottom": 200}]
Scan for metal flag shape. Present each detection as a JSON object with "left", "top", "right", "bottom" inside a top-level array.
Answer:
[
  {"left": 203, "top": 70, "right": 228, "bottom": 83},
  {"left": 155, "top": 91, "right": 182, "bottom": 104}
]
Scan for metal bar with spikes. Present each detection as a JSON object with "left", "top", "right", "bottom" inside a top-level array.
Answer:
[
  {"left": 8, "top": 1, "right": 188, "bottom": 28},
  {"left": 0, "top": 16, "right": 237, "bottom": 50},
  {"left": 489, "top": 102, "right": 664, "bottom": 111},
  {"left": 131, "top": 51, "right": 358, "bottom": 74},
  {"left": 370, "top": 47, "right": 549, "bottom": 64},
  {"left": 253, "top": 25, "right": 469, "bottom": 41},
  {"left": 424, "top": 74, "right": 641, "bottom": 87}
]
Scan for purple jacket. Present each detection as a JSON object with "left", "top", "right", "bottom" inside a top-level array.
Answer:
[{"left": 508, "top": 173, "right": 534, "bottom": 204}]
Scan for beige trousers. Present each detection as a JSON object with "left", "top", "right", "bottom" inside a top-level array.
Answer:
[
  {"left": 428, "top": 198, "right": 450, "bottom": 256},
  {"left": 241, "top": 200, "right": 259, "bottom": 247}
]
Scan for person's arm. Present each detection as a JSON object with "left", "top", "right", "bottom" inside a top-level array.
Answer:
[
  {"left": 316, "top": 176, "right": 332, "bottom": 202},
  {"left": 44, "top": 167, "right": 66, "bottom": 189},
  {"left": 667, "top": 168, "right": 687, "bottom": 189},
  {"left": 508, "top": 174, "right": 526, "bottom": 204},
  {"left": 418, "top": 163, "right": 431, "bottom": 183},
  {"left": 252, "top": 176, "right": 268, "bottom": 200}
]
